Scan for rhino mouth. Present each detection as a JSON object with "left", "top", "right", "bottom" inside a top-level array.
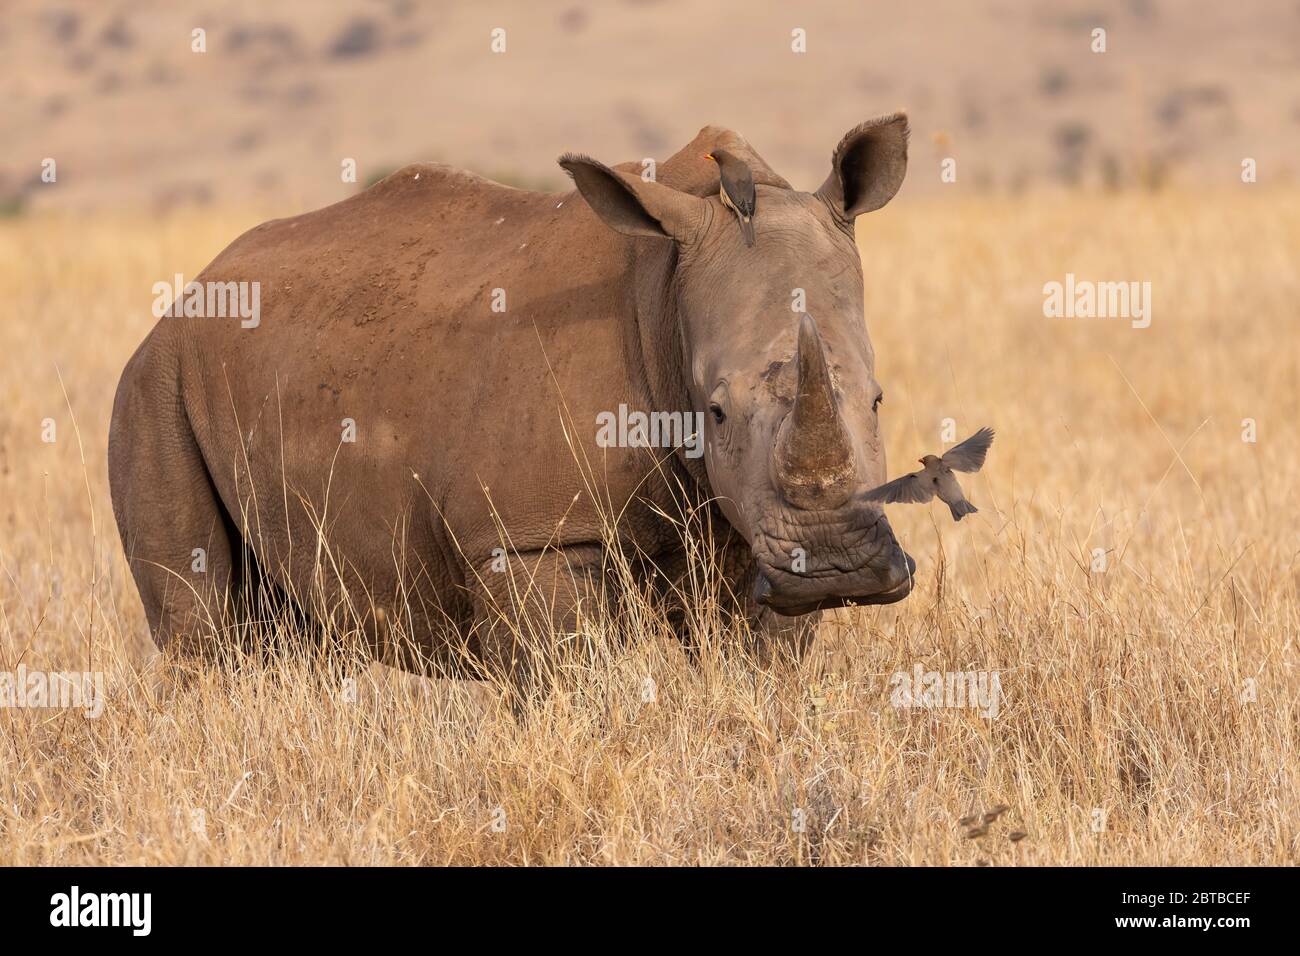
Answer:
[
  {"left": 752, "top": 557, "right": 915, "bottom": 615},
  {"left": 750, "top": 510, "right": 915, "bottom": 615}
]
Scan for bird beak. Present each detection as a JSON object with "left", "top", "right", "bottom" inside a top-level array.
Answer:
[
  {"left": 704, "top": 153, "right": 714, "bottom": 161},
  {"left": 917, "top": 459, "right": 925, "bottom": 465}
]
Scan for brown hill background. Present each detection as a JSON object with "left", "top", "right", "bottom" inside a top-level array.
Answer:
[{"left": 5, "top": 0, "right": 1300, "bottom": 213}]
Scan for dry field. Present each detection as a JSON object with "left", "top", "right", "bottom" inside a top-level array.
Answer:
[{"left": 0, "top": 189, "right": 1296, "bottom": 865}]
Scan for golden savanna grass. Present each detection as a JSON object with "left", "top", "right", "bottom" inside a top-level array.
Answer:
[{"left": 0, "top": 189, "right": 1296, "bottom": 865}]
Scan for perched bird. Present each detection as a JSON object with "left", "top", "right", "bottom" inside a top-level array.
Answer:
[
  {"left": 862, "top": 427, "right": 995, "bottom": 521},
  {"left": 705, "top": 149, "right": 756, "bottom": 247}
]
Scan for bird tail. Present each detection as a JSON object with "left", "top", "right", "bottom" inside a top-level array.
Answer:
[
  {"left": 739, "top": 215, "right": 755, "bottom": 247},
  {"left": 949, "top": 498, "right": 978, "bottom": 521}
]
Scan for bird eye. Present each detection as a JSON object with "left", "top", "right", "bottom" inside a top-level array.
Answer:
[
  {"left": 709, "top": 402, "right": 726, "bottom": 425},
  {"left": 873, "top": 391, "right": 884, "bottom": 412}
]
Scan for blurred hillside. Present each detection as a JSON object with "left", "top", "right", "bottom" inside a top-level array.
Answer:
[{"left": 4, "top": 0, "right": 1299, "bottom": 212}]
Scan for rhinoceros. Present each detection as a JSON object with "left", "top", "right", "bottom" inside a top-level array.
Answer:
[{"left": 108, "top": 115, "right": 916, "bottom": 697}]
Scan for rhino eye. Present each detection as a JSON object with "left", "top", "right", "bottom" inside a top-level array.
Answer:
[
  {"left": 873, "top": 391, "right": 884, "bottom": 412},
  {"left": 708, "top": 382, "right": 730, "bottom": 427}
]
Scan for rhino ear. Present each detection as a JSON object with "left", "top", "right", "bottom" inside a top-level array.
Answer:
[
  {"left": 559, "top": 153, "right": 706, "bottom": 242},
  {"left": 816, "top": 113, "right": 909, "bottom": 222}
]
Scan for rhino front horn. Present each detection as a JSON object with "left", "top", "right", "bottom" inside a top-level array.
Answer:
[{"left": 773, "top": 314, "right": 857, "bottom": 510}]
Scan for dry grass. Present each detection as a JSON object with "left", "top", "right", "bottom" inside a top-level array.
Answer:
[{"left": 0, "top": 189, "right": 1297, "bottom": 865}]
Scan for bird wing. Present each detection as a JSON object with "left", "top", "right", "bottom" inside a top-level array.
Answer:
[
  {"left": 736, "top": 171, "right": 756, "bottom": 215},
  {"left": 725, "top": 177, "right": 756, "bottom": 215},
  {"left": 941, "top": 427, "right": 995, "bottom": 473},
  {"left": 719, "top": 158, "right": 756, "bottom": 214},
  {"left": 862, "top": 470, "right": 933, "bottom": 504}
]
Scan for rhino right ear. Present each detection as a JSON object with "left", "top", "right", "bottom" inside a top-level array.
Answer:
[
  {"left": 816, "top": 113, "right": 909, "bottom": 223},
  {"left": 559, "top": 153, "right": 706, "bottom": 242}
]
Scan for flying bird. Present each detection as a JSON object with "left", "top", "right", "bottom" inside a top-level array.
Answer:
[
  {"left": 705, "top": 149, "right": 756, "bottom": 247},
  {"left": 862, "top": 427, "right": 995, "bottom": 521}
]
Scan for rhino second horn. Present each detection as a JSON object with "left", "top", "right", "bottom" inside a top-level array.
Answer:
[{"left": 773, "top": 314, "right": 857, "bottom": 510}]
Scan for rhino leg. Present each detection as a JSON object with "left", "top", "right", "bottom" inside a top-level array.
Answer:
[
  {"left": 653, "top": 528, "right": 820, "bottom": 664},
  {"left": 732, "top": 558, "right": 820, "bottom": 665},
  {"left": 109, "top": 345, "right": 236, "bottom": 668},
  {"left": 469, "top": 545, "right": 604, "bottom": 711},
  {"left": 748, "top": 606, "right": 820, "bottom": 665}
]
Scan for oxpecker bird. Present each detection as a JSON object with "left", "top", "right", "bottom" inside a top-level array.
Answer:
[
  {"left": 862, "top": 427, "right": 995, "bottom": 521},
  {"left": 705, "top": 149, "right": 756, "bottom": 247}
]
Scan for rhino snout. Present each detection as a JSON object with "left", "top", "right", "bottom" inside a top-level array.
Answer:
[{"left": 751, "top": 510, "right": 914, "bottom": 615}]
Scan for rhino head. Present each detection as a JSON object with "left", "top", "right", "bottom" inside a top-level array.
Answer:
[{"left": 561, "top": 115, "right": 915, "bottom": 615}]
